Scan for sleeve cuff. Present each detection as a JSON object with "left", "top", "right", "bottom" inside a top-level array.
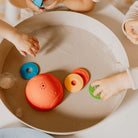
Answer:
[{"left": 127, "top": 68, "right": 138, "bottom": 90}]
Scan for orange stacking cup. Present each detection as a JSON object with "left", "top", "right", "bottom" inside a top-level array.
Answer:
[
  {"left": 72, "top": 68, "right": 89, "bottom": 86},
  {"left": 64, "top": 74, "right": 84, "bottom": 93},
  {"left": 64, "top": 68, "right": 90, "bottom": 93}
]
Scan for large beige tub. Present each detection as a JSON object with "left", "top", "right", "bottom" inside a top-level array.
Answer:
[{"left": 0, "top": 11, "right": 129, "bottom": 135}]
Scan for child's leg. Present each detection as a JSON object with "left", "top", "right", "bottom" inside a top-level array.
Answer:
[
  {"left": 43, "top": 0, "right": 95, "bottom": 12},
  {"left": 91, "top": 72, "right": 132, "bottom": 101}
]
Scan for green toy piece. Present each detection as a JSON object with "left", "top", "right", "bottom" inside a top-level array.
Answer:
[{"left": 89, "top": 85, "right": 101, "bottom": 99}]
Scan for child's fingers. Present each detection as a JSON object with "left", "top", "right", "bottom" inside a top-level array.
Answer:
[
  {"left": 93, "top": 87, "right": 102, "bottom": 96},
  {"left": 91, "top": 80, "right": 101, "bottom": 87},
  {"left": 46, "top": 0, "right": 59, "bottom": 9},
  {"left": 33, "top": 44, "right": 40, "bottom": 53},
  {"left": 28, "top": 48, "right": 36, "bottom": 57},
  {"left": 33, "top": 43, "right": 40, "bottom": 50},
  {"left": 29, "top": 39, "right": 40, "bottom": 50},
  {"left": 102, "top": 94, "right": 111, "bottom": 101},
  {"left": 32, "top": 48, "right": 38, "bottom": 55},
  {"left": 32, "top": 37, "right": 39, "bottom": 43},
  {"left": 32, "top": 46, "right": 39, "bottom": 54},
  {"left": 29, "top": 36, "right": 39, "bottom": 44},
  {"left": 20, "top": 51, "right": 27, "bottom": 56},
  {"left": 33, "top": 39, "right": 40, "bottom": 50},
  {"left": 100, "top": 92, "right": 109, "bottom": 101},
  {"left": 31, "top": 41, "right": 40, "bottom": 50},
  {"left": 29, "top": 38, "right": 37, "bottom": 44}
]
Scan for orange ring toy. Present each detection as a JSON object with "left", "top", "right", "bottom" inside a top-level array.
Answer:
[
  {"left": 64, "top": 74, "right": 84, "bottom": 93},
  {"left": 72, "top": 68, "right": 90, "bottom": 85}
]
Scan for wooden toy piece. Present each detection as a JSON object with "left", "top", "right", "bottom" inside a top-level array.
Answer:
[
  {"left": 25, "top": 73, "right": 64, "bottom": 111},
  {"left": 72, "top": 68, "right": 90, "bottom": 85},
  {"left": 64, "top": 74, "right": 84, "bottom": 93}
]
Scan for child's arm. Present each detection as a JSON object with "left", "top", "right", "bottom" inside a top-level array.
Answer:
[
  {"left": 91, "top": 67, "right": 138, "bottom": 101},
  {"left": 0, "top": 19, "right": 40, "bottom": 57},
  {"left": 91, "top": 71, "right": 132, "bottom": 101},
  {"left": 122, "top": 1, "right": 138, "bottom": 45}
]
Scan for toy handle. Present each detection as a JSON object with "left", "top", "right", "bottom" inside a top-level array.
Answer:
[{"left": 33, "top": 0, "right": 43, "bottom": 8}]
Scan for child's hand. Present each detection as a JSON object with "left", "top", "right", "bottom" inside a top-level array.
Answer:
[
  {"left": 44, "top": 0, "right": 95, "bottom": 12},
  {"left": 43, "top": 0, "right": 62, "bottom": 9},
  {"left": 13, "top": 32, "right": 40, "bottom": 57},
  {"left": 91, "top": 72, "right": 132, "bottom": 101},
  {"left": 0, "top": 19, "right": 39, "bottom": 57},
  {"left": 25, "top": 0, "right": 45, "bottom": 12},
  {"left": 125, "top": 20, "right": 138, "bottom": 45}
]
